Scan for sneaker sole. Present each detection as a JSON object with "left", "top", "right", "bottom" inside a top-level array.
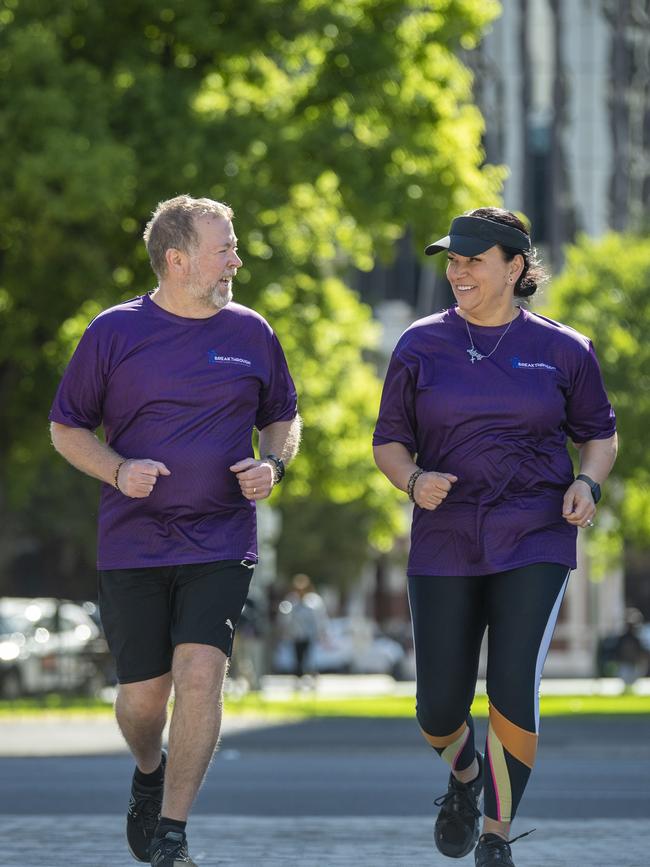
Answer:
[
  {"left": 127, "top": 841, "right": 150, "bottom": 863},
  {"left": 435, "top": 824, "right": 480, "bottom": 859}
]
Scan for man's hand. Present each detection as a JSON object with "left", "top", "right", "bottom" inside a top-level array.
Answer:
[
  {"left": 230, "top": 458, "right": 275, "bottom": 500},
  {"left": 562, "top": 479, "right": 596, "bottom": 528},
  {"left": 413, "top": 471, "right": 458, "bottom": 511},
  {"left": 117, "top": 459, "right": 171, "bottom": 498}
]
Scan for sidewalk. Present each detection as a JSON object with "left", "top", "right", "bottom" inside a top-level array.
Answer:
[
  {"left": 0, "top": 714, "right": 273, "bottom": 757},
  {"left": 0, "top": 815, "right": 646, "bottom": 867},
  {"left": 256, "top": 673, "right": 650, "bottom": 698}
]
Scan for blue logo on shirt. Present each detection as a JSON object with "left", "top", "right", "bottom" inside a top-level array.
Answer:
[
  {"left": 511, "top": 356, "right": 556, "bottom": 371},
  {"left": 208, "top": 350, "right": 252, "bottom": 367}
]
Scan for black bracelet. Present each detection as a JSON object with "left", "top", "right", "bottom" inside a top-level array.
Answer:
[
  {"left": 265, "top": 453, "right": 285, "bottom": 484},
  {"left": 407, "top": 469, "right": 424, "bottom": 503}
]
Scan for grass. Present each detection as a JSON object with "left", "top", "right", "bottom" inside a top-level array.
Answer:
[
  {"left": 0, "top": 694, "right": 114, "bottom": 717},
  {"left": 2, "top": 691, "right": 648, "bottom": 719},
  {"left": 222, "top": 692, "right": 650, "bottom": 719}
]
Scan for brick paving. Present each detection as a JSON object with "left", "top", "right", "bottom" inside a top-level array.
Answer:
[{"left": 1, "top": 815, "right": 647, "bottom": 867}]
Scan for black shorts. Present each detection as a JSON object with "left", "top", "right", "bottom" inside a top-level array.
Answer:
[{"left": 98, "top": 559, "right": 254, "bottom": 684}]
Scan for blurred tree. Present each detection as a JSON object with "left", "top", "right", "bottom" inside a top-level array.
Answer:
[
  {"left": 540, "top": 232, "right": 650, "bottom": 569},
  {"left": 0, "top": 0, "right": 503, "bottom": 596}
]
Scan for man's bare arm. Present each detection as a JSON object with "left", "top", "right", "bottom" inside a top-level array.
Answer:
[
  {"left": 259, "top": 414, "right": 302, "bottom": 465},
  {"left": 230, "top": 414, "right": 302, "bottom": 500},
  {"left": 50, "top": 422, "right": 170, "bottom": 498}
]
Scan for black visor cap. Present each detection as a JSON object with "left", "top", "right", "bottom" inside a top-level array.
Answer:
[{"left": 424, "top": 216, "right": 531, "bottom": 257}]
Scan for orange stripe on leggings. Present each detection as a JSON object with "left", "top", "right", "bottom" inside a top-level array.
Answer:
[
  {"left": 488, "top": 702, "right": 537, "bottom": 769},
  {"left": 420, "top": 720, "right": 467, "bottom": 749}
]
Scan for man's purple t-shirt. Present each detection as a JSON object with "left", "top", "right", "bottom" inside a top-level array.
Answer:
[
  {"left": 373, "top": 306, "right": 616, "bottom": 577},
  {"left": 49, "top": 294, "right": 297, "bottom": 570}
]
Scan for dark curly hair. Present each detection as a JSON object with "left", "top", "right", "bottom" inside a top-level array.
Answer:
[{"left": 466, "top": 207, "right": 547, "bottom": 298}]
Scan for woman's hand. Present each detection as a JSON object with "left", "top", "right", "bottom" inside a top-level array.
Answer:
[
  {"left": 562, "top": 480, "right": 596, "bottom": 528},
  {"left": 413, "top": 471, "right": 458, "bottom": 510}
]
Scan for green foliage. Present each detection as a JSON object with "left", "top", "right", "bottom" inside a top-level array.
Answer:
[
  {"left": 0, "top": 0, "right": 503, "bottom": 594},
  {"left": 540, "top": 233, "right": 650, "bottom": 548}
]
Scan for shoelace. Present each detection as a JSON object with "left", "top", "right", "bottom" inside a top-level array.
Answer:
[
  {"left": 433, "top": 786, "right": 481, "bottom": 822},
  {"left": 152, "top": 833, "right": 190, "bottom": 863},
  {"left": 129, "top": 792, "right": 161, "bottom": 832},
  {"left": 481, "top": 829, "right": 536, "bottom": 862}
]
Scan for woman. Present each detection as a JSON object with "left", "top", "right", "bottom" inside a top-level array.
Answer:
[{"left": 373, "top": 208, "right": 617, "bottom": 867}]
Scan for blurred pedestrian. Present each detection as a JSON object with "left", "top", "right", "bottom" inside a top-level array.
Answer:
[
  {"left": 615, "top": 609, "right": 647, "bottom": 689},
  {"left": 49, "top": 195, "right": 301, "bottom": 867},
  {"left": 232, "top": 595, "right": 266, "bottom": 691},
  {"left": 279, "top": 574, "right": 328, "bottom": 683},
  {"left": 373, "top": 208, "right": 617, "bottom": 867}
]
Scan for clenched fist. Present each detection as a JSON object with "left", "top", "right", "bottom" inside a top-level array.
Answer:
[
  {"left": 116, "top": 459, "right": 171, "bottom": 498},
  {"left": 413, "top": 471, "right": 458, "bottom": 511},
  {"left": 230, "top": 458, "right": 275, "bottom": 500}
]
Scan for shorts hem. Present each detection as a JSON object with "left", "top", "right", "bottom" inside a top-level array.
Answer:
[
  {"left": 173, "top": 637, "right": 233, "bottom": 659},
  {"left": 117, "top": 667, "right": 171, "bottom": 685}
]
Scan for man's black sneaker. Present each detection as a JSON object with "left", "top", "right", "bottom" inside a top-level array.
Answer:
[
  {"left": 474, "top": 830, "right": 535, "bottom": 866},
  {"left": 433, "top": 752, "right": 483, "bottom": 858},
  {"left": 127, "top": 751, "right": 167, "bottom": 862},
  {"left": 149, "top": 831, "right": 197, "bottom": 867}
]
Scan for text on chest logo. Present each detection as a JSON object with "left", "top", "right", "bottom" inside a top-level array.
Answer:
[
  {"left": 208, "top": 351, "right": 252, "bottom": 367},
  {"left": 510, "top": 356, "right": 557, "bottom": 371}
]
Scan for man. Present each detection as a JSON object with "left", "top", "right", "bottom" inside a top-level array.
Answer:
[{"left": 49, "top": 195, "right": 301, "bottom": 867}]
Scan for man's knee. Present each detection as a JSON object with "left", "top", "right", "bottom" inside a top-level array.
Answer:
[
  {"left": 172, "top": 643, "right": 227, "bottom": 696},
  {"left": 117, "top": 673, "right": 172, "bottom": 721}
]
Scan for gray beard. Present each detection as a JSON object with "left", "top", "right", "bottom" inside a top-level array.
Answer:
[
  {"left": 188, "top": 281, "right": 232, "bottom": 310},
  {"left": 210, "top": 283, "right": 233, "bottom": 309}
]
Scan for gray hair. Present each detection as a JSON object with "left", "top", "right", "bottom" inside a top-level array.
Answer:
[{"left": 143, "top": 195, "right": 234, "bottom": 279}]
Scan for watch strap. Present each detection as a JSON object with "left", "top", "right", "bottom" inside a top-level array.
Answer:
[
  {"left": 576, "top": 473, "right": 601, "bottom": 503},
  {"left": 265, "top": 454, "right": 285, "bottom": 484}
]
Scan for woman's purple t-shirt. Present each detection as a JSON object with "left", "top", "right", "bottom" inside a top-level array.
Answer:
[
  {"left": 373, "top": 306, "right": 616, "bottom": 576},
  {"left": 49, "top": 294, "right": 297, "bottom": 570}
]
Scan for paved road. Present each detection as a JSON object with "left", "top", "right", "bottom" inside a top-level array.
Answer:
[
  {"left": 1, "top": 716, "right": 648, "bottom": 819},
  {"left": 0, "top": 714, "right": 648, "bottom": 865}
]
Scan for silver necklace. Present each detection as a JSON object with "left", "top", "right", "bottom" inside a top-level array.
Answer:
[{"left": 465, "top": 310, "right": 517, "bottom": 364}]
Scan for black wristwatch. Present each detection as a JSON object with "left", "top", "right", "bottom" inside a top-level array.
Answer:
[
  {"left": 265, "top": 454, "right": 285, "bottom": 484},
  {"left": 576, "top": 473, "right": 601, "bottom": 504}
]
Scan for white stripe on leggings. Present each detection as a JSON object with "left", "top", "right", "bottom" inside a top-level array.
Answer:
[{"left": 533, "top": 570, "right": 570, "bottom": 732}]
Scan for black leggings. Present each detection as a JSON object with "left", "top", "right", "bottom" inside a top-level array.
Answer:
[{"left": 408, "top": 563, "right": 569, "bottom": 822}]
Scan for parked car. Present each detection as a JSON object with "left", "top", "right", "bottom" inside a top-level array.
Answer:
[
  {"left": 0, "top": 597, "right": 112, "bottom": 699},
  {"left": 273, "top": 616, "right": 407, "bottom": 678}
]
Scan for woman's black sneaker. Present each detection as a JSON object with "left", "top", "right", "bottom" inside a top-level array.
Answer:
[
  {"left": 434, "top": 752, "right": 483, "bottom": 858},
  {"left": 149, "top": 831, "right": 197, "bottom": 866},
  {"left": 474, "top": 830, "right": 535, "bottom": 866},
  {"left": 127, "top": 751, "right": 167, "bottom": 862}
]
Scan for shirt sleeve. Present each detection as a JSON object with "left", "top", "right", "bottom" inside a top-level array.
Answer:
[
  {"left": 372, "top": 347, "right": 418, "bottom": 454},
  {"left": 48, "top": 323, "right": 107, "bottom": 430},
  {"left": 564, "top": 340, "right": 616, "bottom": 443},
  {"left": 255, "top": 331, "right": 298, "bottom": 430}
]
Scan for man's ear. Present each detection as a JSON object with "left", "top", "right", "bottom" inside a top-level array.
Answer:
[{"left": 165, "top": 247, "right": 187, "bottom": 275}]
